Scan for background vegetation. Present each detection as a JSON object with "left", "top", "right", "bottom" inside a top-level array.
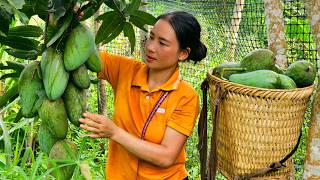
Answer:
[{"left": 0, "top": 0, "right": 318, "bottom": 179}]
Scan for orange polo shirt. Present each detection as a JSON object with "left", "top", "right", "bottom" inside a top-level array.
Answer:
[{"left": 98, "top": 52, "right": 200, "bottom": 180}]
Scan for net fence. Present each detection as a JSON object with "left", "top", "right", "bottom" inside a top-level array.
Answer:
[{"left": 100, "top": 0, "right": 318, "bottom": 178}]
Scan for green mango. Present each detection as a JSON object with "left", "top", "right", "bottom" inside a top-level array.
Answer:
[
  {"left": 41, "top": 47, "right": 69, "bottom": 100},
  {"left": 240, "top": 49, "right": 276, "bottom": 72},
  {"left": 49, "top": 140, "right": 78, "bottom": 180},
  {"left": 38, "top": 98, "right": 68, "bottom": 139},
  {"left": 86, "top": 47, "right": 101, "bottom": 72},
  {"left": 64, "top": 24, "right": 95, "bottom": 71},
  {"left": 285, "top": 60, "right": 316, "bottom": 88},
  {"left": 71, "top": 64, "right": 90, "bottom": 89},
  {"left": 18, "top": 61, "right": 45, "bottom": 117},
  {"left": 278, "top": 74, "right": 297, "bottom": 89},
  {"left": 229, "top": 70, "right": 280, "bottom": 89},
  {"left": 212, "top": 62, "right": 245, "bottom": 79},
  {"left": 63, "top": 82, "right": 87, "bottom": 126},
  {"left": 38, "top": 121, "right": 59, "bottom": 154}
]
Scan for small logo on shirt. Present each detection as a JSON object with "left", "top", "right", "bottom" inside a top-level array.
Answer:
[{"left": 156, "top": 108, "right": 166, "bottom": 114}]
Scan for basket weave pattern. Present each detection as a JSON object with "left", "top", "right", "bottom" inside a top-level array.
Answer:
[{"left": 207, "top": 72, "right": 314, "bottom": 179}]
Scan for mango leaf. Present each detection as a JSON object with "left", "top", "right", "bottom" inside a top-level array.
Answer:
[
  {"left": 13, "top": 109, "right": 22, "bottom": 123},
  {"left": 0, "top": 0, "right": 14, "bottom": 35},
  {"left": 123, "top": 22, "right": 135, "bottom": 53},
  {"left": 0, "top": 35, "right": 39, "bottom": 50},
  {"left": 129, "top": 15, "right": 147, "bottom": 32},
  {"left": 0, "top": 61, "right": 25, "bottom": 72},
  {"left": 0, "top": 72, "right": 20, "bottom": 80},
  {"left": 125, "top": 0, "right": 141, "bottom": 13},
  {"left": 46, "top": 14, "right": 72, "bottom": 47},
  {"left": 9, "top": 0, "right": 25, "bottom": 9},
  {"left": 95, "top": 10, "right": 117, "bottom": 21},
  {"left": 101, "top": 21, "right": 124, "bottom": 44},
  {"left": 20, "top": 0, "right": 48, "bottom": 20},
  {"left": 0, "top": 83, "right": 19, "bottom": 109},
  {"left": 129, "top": 10, "right": 156, "bottom": 26},
  {"left": 79, "top": 1, "right": 104, "bottom": 21},
  {"left": 95, "top": 11, "right": 124, "bottom": 44},
  {"left": 49, "top": 0, "right": 67, "bottom": 23},
  {"left": 5, "top": 48, "right": 38, "bottom": 60},
  {"left": 104, "top": 0, "right": 125, "bottom": 12},
  {"left": 8, "top": 25, "right": 43, "bottom": 37}
]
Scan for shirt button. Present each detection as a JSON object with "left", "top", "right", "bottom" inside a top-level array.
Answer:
[{"left": 146, "top": 96, "right": 150, "bottom": 100}]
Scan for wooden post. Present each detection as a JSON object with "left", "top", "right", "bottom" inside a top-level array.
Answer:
[
  {"left": 264, "top": 0, "right": 287, "bottom": 68},
  {"left": 93, "top": 9, "right": 107, "bottom": 116},
  {"left": 226, "top": 0, "right": 245, "bottom": 62},
  {"left": 303, "top": 0, "right": 320, "bottom": 179}
]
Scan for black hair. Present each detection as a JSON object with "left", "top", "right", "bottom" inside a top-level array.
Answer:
[{"left": 157, "top": 11, "right": 207, "bottom": 63}]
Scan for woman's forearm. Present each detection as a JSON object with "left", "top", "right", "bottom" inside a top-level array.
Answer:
[{"left": 111, "top": 127, "right": 174, "bottom": 168}]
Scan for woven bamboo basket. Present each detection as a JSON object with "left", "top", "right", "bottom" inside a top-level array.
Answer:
[{"left": 207, "top": 70, "right": 314, "bottom": 179}]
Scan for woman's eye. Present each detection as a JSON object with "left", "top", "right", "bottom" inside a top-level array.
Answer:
[{"left": 159, "top": 41, "right": 166, "bottom": 46}]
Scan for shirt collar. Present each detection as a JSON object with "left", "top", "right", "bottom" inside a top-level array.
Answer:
[{"left": 132, "top": 64, "right": 181, "bottom": 92}]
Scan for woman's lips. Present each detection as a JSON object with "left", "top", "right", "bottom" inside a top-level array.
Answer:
[{"left": 146, "top": 55, "right": 156, "bottom": 63}]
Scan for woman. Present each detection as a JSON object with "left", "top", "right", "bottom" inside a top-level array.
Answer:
[{"left": 80, "top": 11, "right": 207, "bottom": 179}]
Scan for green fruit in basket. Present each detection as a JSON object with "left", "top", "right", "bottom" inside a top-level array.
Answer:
[
  {"left": 278, "top": 74, "right": 297, "bottom": 89},
  {"left": 212, "top": 62, "right": 245, "bottom": 79},
  {"left": 240, "top": 49, "right": 275, "bottom": 72},
  {"left": 229, "top": 70, "right": 280, "bottom": 89},
  {"left": 285, "top": 60, "right": 316, "bottom": 88}
]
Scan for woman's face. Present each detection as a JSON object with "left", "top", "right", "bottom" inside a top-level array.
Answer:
[{"left": 145, "top": 19, "right": 188, "bottom": 72}]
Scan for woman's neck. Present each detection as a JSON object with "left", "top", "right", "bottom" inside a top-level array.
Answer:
[{"left": 147, "top": 67, "right": 177, "bottom": 91}]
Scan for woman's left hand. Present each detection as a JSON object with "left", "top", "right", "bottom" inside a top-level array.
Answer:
[{"left": 79, "top": 112, "right": 119, "bottom": 138}]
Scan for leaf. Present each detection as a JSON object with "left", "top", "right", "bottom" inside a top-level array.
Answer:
[
  {"left": 20, "top": 0, "right": 48, "bottom": 20},
  {"left": 129, "top": 15, "right": 147, "bottom": 32},
  {"left": 129, "top": 10, "right": 156, "bottom": 26},
  {"left": 9, "top": 0, "right": 25, "bottom": 9},
  {"left": 13, "top": 108, "right": 23, "bottom": 123},
  {"left": 5, "top": 48, "right": 38, "bottom": 60},
  {"left": 79, "top": 1, "right": 103, "bottom": 21},
  {"left": 101, "top": 21, "right": 124, "bottom": 44},
  {"left": 8, "top": 25, "right": 43, "bottom": 37},
  {"left": 95, "top": 11, "right": 117, "bottom": 21},
  {"left": 0, "top": 61, "right": 25, "bottom": 72},
  {"left": 95, "top": 11, "right": 124, "bottom": 44},
  {"left": 0, "top": 72, "right": 20, "bottom": 80},
  {"left": 0, "top": 0, "right": 15, "bottom": 35},
  {"left": 123, "top": 22, "right": 135, "bottom": 53},
  {"left": 125, "top": 0, "right": 141, "bottom": 13},
  {"left": 0, "top": 83, "right": 19, "bottom": 109},
  {"left": 104, "top": 0, "right": 122, "bottom": 12},
  {"left": 46, "top": 14, "right": 72, "bottom": 47},
  {"left": 0, "top": 35, "right": 39, "bottom": 50}
]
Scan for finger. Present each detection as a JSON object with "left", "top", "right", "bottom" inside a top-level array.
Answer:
[
  {"left": 79, "top": 118, "right": 100, "bottom": 127},
  {"left": 82, "top": 112, "right": 104, "bottom": 123},
  {"left": 80, "top": 124, "right": 100, "bottom": 133}
]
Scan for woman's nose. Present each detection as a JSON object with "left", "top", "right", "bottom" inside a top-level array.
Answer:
[{"left": 146, "top": 39, "right": 155, "bottom": 52}]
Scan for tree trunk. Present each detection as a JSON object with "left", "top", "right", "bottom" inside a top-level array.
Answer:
[
  {"left": 303, "top": 0, "right": 320, "bottom": 179},
  {"left": 264, "top": 0, "right": 287, "bottom": 68},
  {"left": 226, "top": 0, "right": 245, "bottom": 62},
  {"left": 93, "top": 9, "right": 107, "bottom": 116}
]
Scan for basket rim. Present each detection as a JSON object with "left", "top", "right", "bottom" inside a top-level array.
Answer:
[{"left": 207, "top": 69, "right": 315, "bottom": 93}]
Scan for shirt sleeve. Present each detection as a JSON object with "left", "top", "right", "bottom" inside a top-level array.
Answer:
[
  {"left": 167, "top": 89, "right": 200, "bottom": 137},
  {"left": 97, "top": 51, "right": 137, "bottom": 90}
]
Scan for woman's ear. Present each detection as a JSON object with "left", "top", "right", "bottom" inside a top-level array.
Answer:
[{"left": 178, "top": 47, "right": 191, "bottom": 61}]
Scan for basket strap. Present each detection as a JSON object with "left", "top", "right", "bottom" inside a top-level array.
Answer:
[
  {"left": 233, "top": 128, "right": 303, "bottom": 180},
  {"left": 198, "top": 79, "right": 209, "bottom": 180},
  {"left": 208, "top": 83, "right": 227, "bottom": 180}
]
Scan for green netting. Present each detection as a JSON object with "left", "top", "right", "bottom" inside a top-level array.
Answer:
[{"left": 100, "top": 1, "right": 318, "bottom": 179}]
